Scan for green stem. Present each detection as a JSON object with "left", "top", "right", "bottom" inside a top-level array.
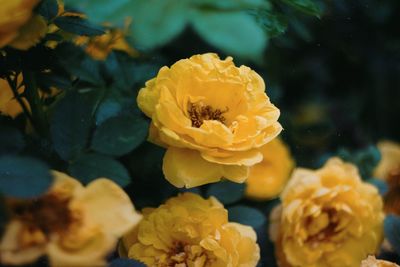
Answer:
[
  {"left": 6, "top": 75, "right": 35, "bottom": 125},
  {"left": 22, "top": 71, "right": 48, "bottom": 137}
]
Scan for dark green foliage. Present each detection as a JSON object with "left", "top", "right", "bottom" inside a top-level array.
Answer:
[
  {"left": 206, "top": 180, "right": 245, "bottom": 205},
  {"left": 0, "top": 126, "right": 25, "bottom": 156},
  {"left": 281, "top": 0, "right": 322, "bottom": 17},
  {"left": 68, "top": 153, "right": 131, "bottom": 186},
  {"left": 336, "top": 145, "right": 381, "bottom": 179},
  {"left": 384, "top": 215, "right": 400, "bottom": 255},
  {"left": 55, "top": 42, "right": 104, "bottom": 85},
  {"left": 54, "top": 16, "right": 105, "bottom": 36},
  {"left": 91, "top": 114, "right": 148, "bottom": 157},
  {"left": 228, "top": 205, "right": 267, "bottom": 229},
  {"left": 0, "top": 156, "right": 52, "bottom": 198},
  {"left": 36, "top": 0, "right": 59, "bottom": 20},
  {"left": 50, "top": 88, "right": 103, "bottom": 160}
]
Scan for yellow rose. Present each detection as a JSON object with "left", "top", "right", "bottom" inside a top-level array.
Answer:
[
  {"left": 374, "top": 141, "right": 400, "bottom": 180},
  {"left": 75, "top": 28, "right": 137, "bottom": 60},
  {"left": 0, "top": 0, "right": 47, "bottom": 50},
  {"left": 120, "top": 192, "right": 260, "bottom": 267},
  {"left": 361, "top": 256, "right": 399, "bottom": 267},
  {"left": 245, "top": 138, "right": 294, "bottom": 200},
  {"left": 271, "top": 158, "right": 384, "bottom": 267},
  {"left": 137, "top": 53, "right": 282, "bottom": 188},
  {"left": 0, "top": 171, "right": 142, "bottom": 267},
  {"left": 0, "top": 75, "right": 25, "bottom": 118}
]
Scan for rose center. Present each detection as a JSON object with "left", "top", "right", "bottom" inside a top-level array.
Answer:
[
  {"left": 165, "top": 241, "right": 211, "bottom": 267},
  {"left": 305, "top": 209, "right": 340, "bottom": 243},
  {"left": 187, "top": 103, "right": 227, "bottom": 128},
  {"left": 12, "top": 193, "right": 81, "bottom": 237}
]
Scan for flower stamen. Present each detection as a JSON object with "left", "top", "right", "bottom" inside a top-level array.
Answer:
[
  {"left": 187, "top": 103, "right": 227, "bottom": 128},
  {"left": 12, "top": 193, "right": 81, "bottom": 237}
]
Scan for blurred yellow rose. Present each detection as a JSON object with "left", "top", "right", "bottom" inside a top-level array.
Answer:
[
  {"left": 0, "top": 0, "right": 47, "bottom": 50},
  {"left": 374, "top": 141, "right": 400, "bottom": 180},
  {"left": 361, "top": 256, "right": 399, "bottom": 267},
  {"left": 120, "top": 192, "right": 260, "bottom": 267},
  {"left": 137, "top": 53, "right": 282, "bottom": 188},
  {"left": 245, "top": 138, "right": 294, "bottom": 200},
  {"left": 270, "top": 158, "right": 384, "bottom": 267},
  {"left": 0, "top": 75, "right": 25, "bottom": 118},
  {"left": 0, "top": 171, "right": 141, "bottom": 267},
  {"left": 75, "top": 28, "right": 137, "bottom": 60}
]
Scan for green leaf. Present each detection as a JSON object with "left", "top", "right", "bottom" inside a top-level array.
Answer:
[
  {"left": 251, "top": 10, "right": 288, "bottom": 37},
  {"left": 55, "top": 43, "right": 103, "bottom": 85},
  {"left": 50, "top": 89, "right": 103, "bottom": 160},
  {"left": 91, "top": 114, "right": 148, "bottom": 157},
  {"left": 54, "top": 16, "right": 105, "bottom": 36},
  {"left": 68, "top": 153, "right": 131, "bottom": 186},
  {"left": 37, "top": 73, "right": 72, "bottom": 90},
  {"left": 67, "top": 0, "right": 188, "bottom": 49},
  {"left": 0, "top": 156, "right": 53, "bottom": 198},
  {"left": 105, "top": 52, "right": 137, "bottom": 91},
  {"left": 354, "top": 145, "right": 381, "bottom": 179},
  {"left": 228, "top": 205, "right": 266, "bottom": 229},
  {"left": 36, "top": 0, "right": 59, "bottom": 20},
  {"left": 384, "top": 215, "right": 400, "bottom": 255},
  {"left": 191, "top": 11, "right": 268, "bottom": 60},
  {"left": 95, "top": 100, "right": 122, "bottom": 125},
  {"left": 206, "top": 180, "right": 245, "bottom": 205},
  {"left": 281, "top": 0, "right": 322, "bottom": 17},
  {"left": 192, "top": 0, "right": 267, "bottom": 10},
  {"left": 0, "top": 126, "right": 25, "bottom": 156},
  {"left": 65, "top": 0, "right": 132, "bottom": 23},
  {"left": 129, "top": 0, "right": 188, "bottom": 49}
]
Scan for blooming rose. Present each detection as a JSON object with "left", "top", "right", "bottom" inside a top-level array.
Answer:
[
  {"left": 374, "top": 141, "right": 400, "bottom": 180},
  {"left": 245, "top": 138, "right": 294, "bottom": 200},
  {"left": 361, "top": 256, "right": 400, "bottom": 267},
  {"left": 120, "top": 193, "right": 260, "bottom": 267},
  {"left": 0, "top": 171, "right": 141, "bottom": 266},
  {"left": 270, "top": 158, "right": 384, "bottom": 267},
  {"left": 137, "top": 53, "right": 282, "bottom": 188},
  {"left": 0, "top": 0, "right": 47, "bottom": 50}
]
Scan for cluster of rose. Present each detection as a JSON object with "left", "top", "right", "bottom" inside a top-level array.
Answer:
[{"left": 1, "top": 0, "right": 400, "bottom": 267}]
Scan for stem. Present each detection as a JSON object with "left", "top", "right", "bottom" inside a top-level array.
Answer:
[
  {"left": 6, "top": 74, "right": 35, "bottom": 125},
  {"left": 22, "top": 70, "right": 49, "bottom": 137}
]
